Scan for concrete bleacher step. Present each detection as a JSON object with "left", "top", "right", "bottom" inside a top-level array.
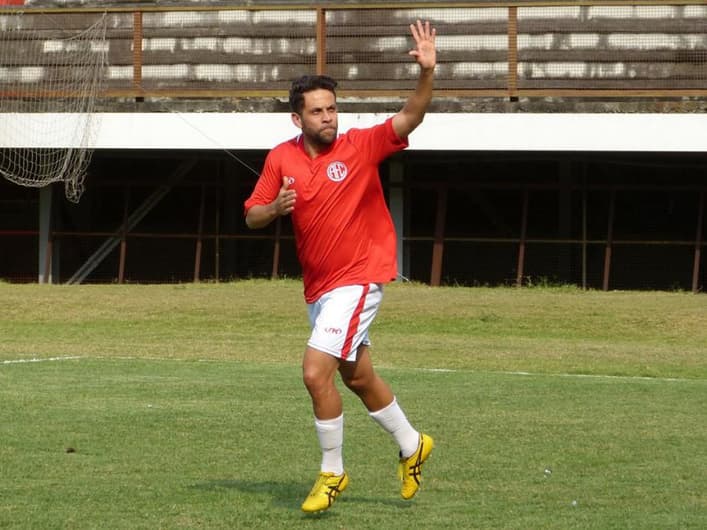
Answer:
[{"left": 1, "top": 5, "right": 705, "bottom": 95}]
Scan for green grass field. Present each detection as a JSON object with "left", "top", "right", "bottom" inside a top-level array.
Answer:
[{"left": 1, "top": 281, "right": 705, "bottom": 529}]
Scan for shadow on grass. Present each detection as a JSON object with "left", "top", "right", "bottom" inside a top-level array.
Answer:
[
  {"left": 190, "top": 479, "right": 414, "bottom": 513},
  {"left": 191, "top": 479, "right": 301, "bottom": 510}
]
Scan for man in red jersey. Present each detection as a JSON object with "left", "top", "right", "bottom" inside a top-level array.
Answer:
[{"left": 244, "top": 20, "right": 436, "bottom": 513}]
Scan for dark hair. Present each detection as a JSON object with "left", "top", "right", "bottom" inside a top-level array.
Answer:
[{"left": 289, "top": 75, "right": 338, "bottom": 114}]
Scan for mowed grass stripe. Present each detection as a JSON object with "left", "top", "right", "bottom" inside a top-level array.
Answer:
[
  {"left": 1, "top": 357, "right": 705, "bottom": 529},
  {"left": 1, "top": 281, "right": 705, "bottom": 379}
]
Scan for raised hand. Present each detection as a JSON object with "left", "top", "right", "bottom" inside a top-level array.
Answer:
[{"left": 408, "top": 20, "right": 436, "bottom": 71}]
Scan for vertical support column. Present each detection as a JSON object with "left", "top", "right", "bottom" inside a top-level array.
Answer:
[
  {"left": 692, "top": 191, "right": 704, "bottom": 294},
  {"left": 271, "top": 217, "right": 282, "bottom": 280},
  {"left": 118, "top": 188, "right": 129, "bottom": 284},
  {"left": 507, "top": 6, "right": 519, "bottom": 100},
  {"left": 214, "top": 198, "right": 221, "bottom": 282},
  {"left": 222, "top": 162, "right": 239, "bottom": 280},
  {"left": 516, "top": 189, "right": 529, "bottom": 287},
  {"left": 430, "top": 185, "right": 447, "bottom": 287},
  {"left": 602, "top": 189, "right": 616, "bottom": 291},
  {"left": 194, "top": 184, "right": 206, "bottom": 282},
  {"left": 44, "top": 237, "right": 54, "bottom": 284},
  {"left": 316, "top": 8, "right": 326, "bottom": 75},
  {"left": 38, "top": 185, "right": 53, "bottom": 284},
  {"left": 389, "top": 160, "right": 406, "bottom": 280},
  {"left": 581, "top": 185, "right": 588, "bottom": 290},
  {"left": 133, "top": 11, "right": 144, "bottom": 100},
  {"left": 558, "top": 161, "right": 572, "bottom": 283}
]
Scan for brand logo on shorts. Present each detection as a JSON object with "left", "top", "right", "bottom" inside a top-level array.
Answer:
[
  {"left": 285, "top": 176, "right": 296, "bottom": 186},
  {"left": 327, "top": 161, "right": 348, "bottom": 182},
  {"left": 324, "top": 327, "right": 342, "bottom": 335}
]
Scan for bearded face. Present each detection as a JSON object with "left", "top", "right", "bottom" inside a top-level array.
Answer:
[{"left": 292, "top": 89, "right": 338, "bottom": 151}]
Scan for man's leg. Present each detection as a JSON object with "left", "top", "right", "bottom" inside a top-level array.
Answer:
[
  {"left": 300, "top": 347, "right": 349, "bottom": 513},
  {"left": 302, "top": 346, "right": 342, "bottom": 419},
  {"left": 337, "top": 344, "right": 393, "bottom": 411},
  {"left": 340, "top": 345, "right": 434, "bottom": 500},
  {"left": 339, "top": 345, "right": 418, "bottom": 452}
]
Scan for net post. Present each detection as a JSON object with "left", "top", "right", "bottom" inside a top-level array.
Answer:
[{"left": 38, "top": 185, "right": 53, "bottom": 284}]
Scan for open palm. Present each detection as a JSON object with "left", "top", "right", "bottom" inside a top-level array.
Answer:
[{"left": 409, "top": 20, "right": 436, "bottom": 70}]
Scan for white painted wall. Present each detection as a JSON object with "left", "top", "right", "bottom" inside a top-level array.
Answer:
[{"left": 1, "top": 112, "right": 707, "bottom": 152}]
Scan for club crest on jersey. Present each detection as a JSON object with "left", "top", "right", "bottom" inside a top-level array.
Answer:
[{"left": 327, "top": 161, "right": 348, "bottom": 182}]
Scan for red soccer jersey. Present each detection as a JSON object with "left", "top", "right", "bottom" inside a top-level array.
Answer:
[{"left": 244, "top": 117, "right": 408, "bottom": 303}]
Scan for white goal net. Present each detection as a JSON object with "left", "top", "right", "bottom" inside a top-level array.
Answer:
[{"left": 0, "top": 10, "right": 107, "bottom": 202}]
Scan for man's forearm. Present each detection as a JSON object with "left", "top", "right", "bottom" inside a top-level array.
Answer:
[
  {"left": 393, "top": 67, "right": 435, "bottom": 138},
  {"left": 404, "top": 67, "right": 434, "bottom": 125},
  {"left": 245, "top": 202, "right": 278, "bottom": 229}
]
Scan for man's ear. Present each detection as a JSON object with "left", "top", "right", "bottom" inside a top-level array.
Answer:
[{"left": 291, "top": 112, "right": 302, "bottom": 129}]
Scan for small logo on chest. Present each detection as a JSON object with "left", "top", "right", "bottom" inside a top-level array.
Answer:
[{"left": 326, "top": 161, "right": 348, "bottom": 182}]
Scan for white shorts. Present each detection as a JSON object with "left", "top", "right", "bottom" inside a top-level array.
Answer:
[{"left": 307, "top": 283, "right": 383, "bottom": 361}]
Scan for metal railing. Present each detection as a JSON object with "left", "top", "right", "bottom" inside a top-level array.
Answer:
[{"left": 1, "top": 1, "right": 706, "bottom": 102}]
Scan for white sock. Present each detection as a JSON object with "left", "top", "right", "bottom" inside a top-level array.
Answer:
[
  {"left": 314, "top": 414, "right": 344, "bottom": 475},
  {"left": 369, "top": 397, "right": 419, "bottom": 458}
]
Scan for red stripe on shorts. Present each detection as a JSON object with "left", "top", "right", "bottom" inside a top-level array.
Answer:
[{"left": 341, "top": 284, "right": 370, "bottom": 360}]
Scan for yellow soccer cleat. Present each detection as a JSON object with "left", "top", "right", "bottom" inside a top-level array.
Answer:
[
  {"left": 301, "top": 471, "right": 349, "bottom": 513},
  {"left": 398, "top": 433, "right": 434, "bottom": 500}
]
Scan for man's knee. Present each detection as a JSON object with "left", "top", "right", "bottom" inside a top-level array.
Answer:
[
  {"left": 302, "top": 364, "right": 325, "bottom": 392},
  {"left": 302, "top": 349, "right": 338, "bottom": 394},
  {"left": 341, "top": 370, "right": 375, "bottom": 395}
]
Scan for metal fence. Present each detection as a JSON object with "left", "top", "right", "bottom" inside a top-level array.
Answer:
[{"left": 0, "top": 1, "right": 706, "bottom": 102}]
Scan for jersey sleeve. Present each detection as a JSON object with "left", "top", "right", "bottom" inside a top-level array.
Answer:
[
  {"left": 348, "top": 117, "right": 409, "bottom": 164},
  {"left": 243, "top": 147, "right": 283, "bottom": 216}
]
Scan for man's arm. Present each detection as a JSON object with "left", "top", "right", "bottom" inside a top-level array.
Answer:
[
  {"left": 392, "top": 20, "right": 437, "bottom": 140},
  {"left": 245, "top": 176, "right": 296, "bottom": 229}
]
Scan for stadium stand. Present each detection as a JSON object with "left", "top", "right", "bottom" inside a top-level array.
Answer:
[{"left": 0, "top": 1, "right": 705, "bottom": 291}]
